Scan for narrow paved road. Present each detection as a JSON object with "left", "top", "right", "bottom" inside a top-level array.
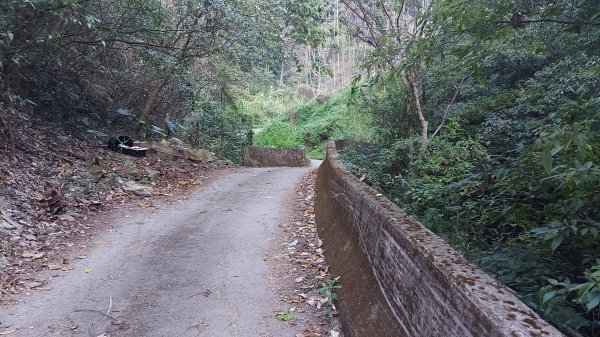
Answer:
[{"left": 1, "top": 167, "right": 313, "bottom": 337}]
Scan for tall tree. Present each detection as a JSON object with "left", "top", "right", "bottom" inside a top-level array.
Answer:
[{"left": 341, "top": 0, "right": 434, "bottom": 152}]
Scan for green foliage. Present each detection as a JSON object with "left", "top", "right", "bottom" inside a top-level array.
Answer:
[
  {"left": 179, "top": 101, "right": 252, "bottom": 164},
  {"left": 339, "top": 1, "right": 600, "bottom": 335},
  {"left": 237, "top": 88, "right": 304, "bottom": 126},
  {"left": 254, "top": 89, "right": 371, "bottom": 159},
  {"left": 317, "top": 275, "right": 341, "bottom": 317},
  {"left": 254, "top": 119, "right": 302, "bottom": 148},
  {"left": 540, "top": 261, "right": 600, "bottom": 312},
  {"left": 318, "top": 275, "right": 341, "bottom": 301},
  {"left": 275, "top": 309, "right": 294, "bottom": 322},
  {"left": 282, "top": 0, "right": 332, "bottom": 47},
  {"left": 535, "top": 261, "right": 600, "bottom": 332},
  {"left": 0, "top": 0, "right": 330, "bottom": 150}
]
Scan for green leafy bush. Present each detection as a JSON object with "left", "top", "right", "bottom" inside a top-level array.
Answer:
[
  {"left": 339, "top": 17, "right": 600, "bottom": 336},
  {"left": 180, "top": 102, "right": 252, "bottom": 163},
  {"left": 255, "top": 89, "right": 372, "bottom": 159}
]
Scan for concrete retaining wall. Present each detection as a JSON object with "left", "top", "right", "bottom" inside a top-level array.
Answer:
[
  {"left": 314, "top": 142, "right": 563, "bottom": 337},
  {"left": 243, "top": 147, "right": 309, "bottom": 167}
]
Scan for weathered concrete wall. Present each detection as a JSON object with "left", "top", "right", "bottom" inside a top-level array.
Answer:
[
  {"left": 243, "top": 147, "right": 309, "bottom": 167},
  {"left": 315, "top": 142, "right": 563, "bottom": 337}
]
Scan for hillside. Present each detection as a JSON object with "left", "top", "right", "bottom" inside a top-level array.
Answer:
[{"left": 254, "top": 90, "right": 371, "bottom": 159}]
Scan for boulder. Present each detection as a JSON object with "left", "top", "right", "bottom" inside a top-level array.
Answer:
[
  {"left": 148, "top": 141, "right": 180, "bottom": 156},
  {"left": 144, "top": 168, "right": 160, "bottom": 180},
  {"left": 121, "top": 180, "right": 154, "bottom": 197},
  {"left": 123, "top": 168, "right": 143, "bottom": 180},
  {"left": 168, "top": 137, "right": 188, "bottom": 149},
  {"left": 146, "top": 141, "right": 212, "bottom": 163},
  {"left": 183, "top": 148, "right": 212, "bottom": 163}
]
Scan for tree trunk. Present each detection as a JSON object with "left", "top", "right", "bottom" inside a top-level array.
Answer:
[
  {"left": 132, "top": 76, "right": 170, "bottom": 139},
  {"left": 317, "top": 48, "right": 322, "bottom": 92},
  {"left": 305, "top": 47, "right": 310, "bottom": 85},
  {"left": 280, "top": 57, "right": 284, "bottom": 86},
  {"left": 402, "top": 72, "right": 428, "bottom": 155},
  {"left": 0, "top": 108, "right": 15, "bottom": 149},
  {"left": 0, "top": 64, "right": 16, "bottom": 149}
]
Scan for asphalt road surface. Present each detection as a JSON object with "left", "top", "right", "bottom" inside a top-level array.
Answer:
[{"left": 1, "top": 166, "right": 316, "bottom": 337}]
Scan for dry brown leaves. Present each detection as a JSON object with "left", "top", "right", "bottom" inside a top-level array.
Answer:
[
  {"left": 0, "top": 115, "right": 226, "bottom": 302},
  {"left": 281, "top": 170, "right": 343, "bottom": 337}
]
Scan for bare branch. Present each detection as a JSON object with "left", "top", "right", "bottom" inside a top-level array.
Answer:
[{"left": 431, "top": 74, "right": 468, "bottom": 139}]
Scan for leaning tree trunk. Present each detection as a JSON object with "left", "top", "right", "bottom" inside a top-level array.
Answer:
[{"left": 132, "top": 76, "right": 170, "bottom": 139}]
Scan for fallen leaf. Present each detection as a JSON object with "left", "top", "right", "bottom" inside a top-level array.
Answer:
[
  {"left": 0, "top": 219, "right": 17, "bottom": 229},
  {"left": 303, "top": 326, "right": 323, "bottom": 336},
  {"left": 22, "top": 251, "right": 44, "bottom": 259},
  {"left": 84, "top": 267, "right": 93, "bottom": 273},
  {"left": 0, "top": 328, "right": 17, "bottom": 335},
  {"left": 306, "top": 298, "right": 317, "bottom": 307},
  {"left": 289, "top": 295, "right": 303, "bottom": 303},
  {"left": 330, "top": 331, "right": 340, "bottom": 337},
  {"left": 47, "top": 263, "right": 64, "bottom": 270},
  {"left": 24, "top": 281, "right": 42, "bottom": 289},
  {"left": 57, "top": 214, "right": 76, "bottom": 222},
  {"left": 302, "top": 326, "right": 323, "bottom": 337},
  {"left": 295, "top": 276, "right": 304, "bottom": 283}
]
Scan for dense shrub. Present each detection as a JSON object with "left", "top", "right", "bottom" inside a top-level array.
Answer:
[
  {"left": 340, "top": 11, "right": 600, "bottom": 335},
  {"left": 254, "top": 89, "right": 372, "bottom": 159},
  {"left": 180, "top": 102, "right": 252, "bottom": 164}
]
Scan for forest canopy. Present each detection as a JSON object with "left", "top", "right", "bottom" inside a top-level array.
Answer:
[{"left": 0, "top": 0, "right": 328, "bottom": 160}]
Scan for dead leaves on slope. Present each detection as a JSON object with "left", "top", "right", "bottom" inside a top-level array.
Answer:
[
  {"left": 0, "top": 117, "right": 225, "bottom": 301},
  {"left": 36, "top": 182, "right": 64, "bottom": 217}
]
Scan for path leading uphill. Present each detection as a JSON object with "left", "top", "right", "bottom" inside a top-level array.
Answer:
[{"left": 0, "top": 166, "right": 324, "bottom": 337}]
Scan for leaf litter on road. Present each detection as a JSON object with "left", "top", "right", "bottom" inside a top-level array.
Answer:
[{"left": 276, "top": 170, "right": 343, "bottom": 337}]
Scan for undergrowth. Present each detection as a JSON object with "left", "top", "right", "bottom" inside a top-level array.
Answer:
[
  {"left": 339, "top": 54, "right": 600, "bottom": 336},
  {"left": 253, "top": 89, "right": 372, "bottom": 159}
]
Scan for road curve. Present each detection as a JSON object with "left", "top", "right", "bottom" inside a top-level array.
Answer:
[{"left": 1, "top": 167, "right": 312, "bottom": 337}]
